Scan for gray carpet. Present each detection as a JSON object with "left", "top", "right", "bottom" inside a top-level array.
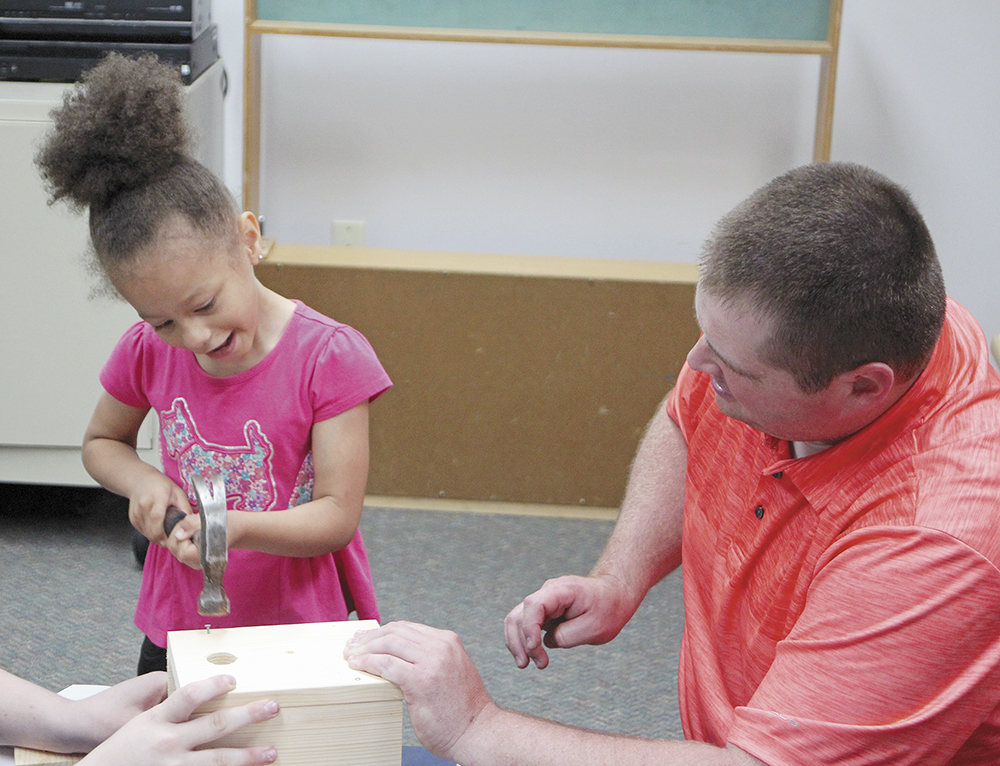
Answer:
[{"left": 0, "top": 483, "right": 685, "bottom": 745}]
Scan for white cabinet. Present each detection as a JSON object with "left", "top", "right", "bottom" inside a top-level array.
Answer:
[{"left": 0, "top": 60, "right": 226, "bottom": 485}]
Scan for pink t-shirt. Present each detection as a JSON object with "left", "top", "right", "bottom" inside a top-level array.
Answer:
[
  {"left": 668, "top": 298, "right": 1000, "bottom": 764},
  {"left": 101, "top": 301, "right": 392, "bottom": 645}
]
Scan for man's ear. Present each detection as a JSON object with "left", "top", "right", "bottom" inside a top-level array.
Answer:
[
  {"left": 238, "top": 211, "right": 262, "bottom": 262},
  {"left": 845, "top": 362, "right": 896, "bottom": 402}
]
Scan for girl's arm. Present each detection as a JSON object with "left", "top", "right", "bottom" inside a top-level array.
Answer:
[
  {"left": 221, "top": 401, "right": 371, "bottom": 558},
  {"left": 82, "top": 391, "right": 193, "bottom": 543}
]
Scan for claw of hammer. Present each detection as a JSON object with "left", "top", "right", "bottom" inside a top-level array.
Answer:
[{"left": 191, "top": 472, "right": 230, "bottom": 617}]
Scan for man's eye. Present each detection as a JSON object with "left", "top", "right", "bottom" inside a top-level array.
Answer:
[{"left": 196, "top": 299, "right": 215, "bottom": 312}]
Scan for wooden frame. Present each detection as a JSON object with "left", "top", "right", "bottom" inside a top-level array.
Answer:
[
  {"left": 243, "top": 0, "right": 843, "bottom": 214},
  {"left": 167, "top": 621, "right": 403, "bottom": 766}
]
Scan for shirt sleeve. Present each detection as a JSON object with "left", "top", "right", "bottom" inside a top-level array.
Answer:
[
  {"left": 310, "top": 324, "right": 392, "bottom": 423},
  {"left": 727, "top": 526, "right": 1000, "bottom": 766},
  {"left": 99, "top": 322, "right": 153, "bottom": 410}
]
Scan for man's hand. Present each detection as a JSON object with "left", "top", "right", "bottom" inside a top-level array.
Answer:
[
  {"left": 504, "top": 573, "right": 639, "bottom": 669},
  {"left": 81, "top": 674, "right": 279, "bottom": 766},
  {"left": 345, "top": 622, "right": 768, "bottom": 766},
  {"left": 344, "top": 621, "right": 495, "bottom": 762}
]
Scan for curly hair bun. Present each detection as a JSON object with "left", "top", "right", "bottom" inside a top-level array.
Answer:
[{"left": 36, "top": 52, "right": 192, "bottom": 211}]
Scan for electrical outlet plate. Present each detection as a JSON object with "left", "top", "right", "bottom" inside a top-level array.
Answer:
[{"left": 332, "top": 220, "right": 365, "bottom": 247}]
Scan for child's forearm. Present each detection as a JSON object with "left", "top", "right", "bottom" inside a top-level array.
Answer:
[
  {"left": 82, "top": 435, "right": 160, "bottom": 500},
  {"left": 83, "top": 436, "right": 192, "bottom": 544},
  {"left": 222, "top": 403, "right": 372, "bottom": 558},
  {"left": 226, "top": 496, "right": 363, "bottom": 557}
]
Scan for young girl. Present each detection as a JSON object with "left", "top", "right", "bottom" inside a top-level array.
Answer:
[{"left": 35, "top": 53, "right": 392, "bottom": 674}]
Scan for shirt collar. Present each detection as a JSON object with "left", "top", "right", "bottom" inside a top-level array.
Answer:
[{"left": 757, "top": 298, "right": 971, "bottom": 510}]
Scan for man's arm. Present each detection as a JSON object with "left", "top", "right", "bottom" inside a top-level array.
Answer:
[
  {"left": 591, "top": 397, "right": 687, "bottom": 589},
  {"left": 346, "top": 622, "right": 765, "bottom": 766},
  {"left": 505, "top": 401, "right": 687, "bottom": 668}
]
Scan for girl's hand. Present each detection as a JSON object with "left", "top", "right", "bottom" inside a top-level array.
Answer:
[
  {"left": 81, "top": 675, "right": 279, "bottom": 766},
  {"left": 129, "top": 475, "right": 193, "bottom": 545},
  {"left": 164, "top": 511, "right": 203, "bottom": 569},
  {"left": 167, "top": 513, "right": 201, "bottom": 569}
]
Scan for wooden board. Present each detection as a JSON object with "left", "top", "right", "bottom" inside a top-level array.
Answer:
[
  {"left": 256, "top": 244, "right": 701, "bottom": 507},
  {"left": 16, "top": 624, "right": 403, "bottom": 766},
  {"left": 167, "top": 621, "right": 399, "bottom": 706},
  {"left": 168, "top": 621, "right": 403, "bottom": 766},
  {"left": 14, "top": 750, "right": 79, "bottom": 766}
]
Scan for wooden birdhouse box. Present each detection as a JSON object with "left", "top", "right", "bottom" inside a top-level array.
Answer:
[{"left": 167, "top": 620, "right": 403, "bottom": 765}]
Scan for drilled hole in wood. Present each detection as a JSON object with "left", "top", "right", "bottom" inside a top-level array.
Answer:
[{"left": 206, "top": 652, "right": 238, "bottom": 665}]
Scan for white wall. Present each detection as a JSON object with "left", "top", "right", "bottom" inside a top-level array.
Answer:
[
  {"left": 832, "top": 2, "right": 1000, "bottom": 349},
  {"left": 212, "top": 0, "right": 1000, "bottom": 344}
]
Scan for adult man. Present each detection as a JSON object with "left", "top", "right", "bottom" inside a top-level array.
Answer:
[{"left": 345, "top": 163, "right": 1000, "bottom": 765}]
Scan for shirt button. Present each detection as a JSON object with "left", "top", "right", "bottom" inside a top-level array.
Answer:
[
  {"left": 754, "top": 505, "right": 765, "bottom": 519},
  {"left": 772, "top": 471, "right": 783, "bottom": 479}
]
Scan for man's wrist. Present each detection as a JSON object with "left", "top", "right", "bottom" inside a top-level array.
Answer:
[{"left": 450, "top": 701, "right": 509, "bottom": 766}]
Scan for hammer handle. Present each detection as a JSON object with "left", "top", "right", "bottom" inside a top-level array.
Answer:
[{"left": 163, "top": 505, "right": 186, "bottom": 538}]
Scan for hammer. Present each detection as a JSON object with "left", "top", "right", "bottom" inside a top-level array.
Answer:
[{"left": 162, "top": 472, "right": 230, "bottom": 616}]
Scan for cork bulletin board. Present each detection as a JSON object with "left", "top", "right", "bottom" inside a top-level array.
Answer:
[{"left": 257, "top": 245, "right": 700, "bottom": 507}]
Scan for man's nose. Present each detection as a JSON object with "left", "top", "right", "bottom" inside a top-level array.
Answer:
[{"left": 686, "top": 335, "right": 713, "bottom": 372}]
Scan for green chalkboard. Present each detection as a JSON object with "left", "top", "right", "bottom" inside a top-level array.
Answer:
[{"left": 255, "top": 0, "right": 832, "bottom": 43}]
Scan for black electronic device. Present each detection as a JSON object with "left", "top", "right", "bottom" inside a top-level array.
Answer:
[
  {"left": 0, "top": 0, "right": 211, "bottom": 43},
  {"left": 0, "top": 22, "right": 218, "bottom": 84}
]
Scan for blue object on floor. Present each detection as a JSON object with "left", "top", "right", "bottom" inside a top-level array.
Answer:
[{"left": 402, "top": 745, "right": 456, "bottom": 765}]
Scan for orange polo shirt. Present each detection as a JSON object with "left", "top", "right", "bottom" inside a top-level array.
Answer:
[{"left": 668, "top": 297, "right": 1000, "bottom": 765}]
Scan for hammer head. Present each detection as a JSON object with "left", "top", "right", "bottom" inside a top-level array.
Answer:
[{"left": 191, "top": 472, "right": 230, "bottom": 616}]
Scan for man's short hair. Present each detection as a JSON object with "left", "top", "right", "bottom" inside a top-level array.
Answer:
[{"left": 699, "top": 162, "right": 946, "bottom": 392}]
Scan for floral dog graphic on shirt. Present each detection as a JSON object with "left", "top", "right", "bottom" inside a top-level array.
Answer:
[{"left": 159, "top": 398, "right": 280, "bottom": 511}]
